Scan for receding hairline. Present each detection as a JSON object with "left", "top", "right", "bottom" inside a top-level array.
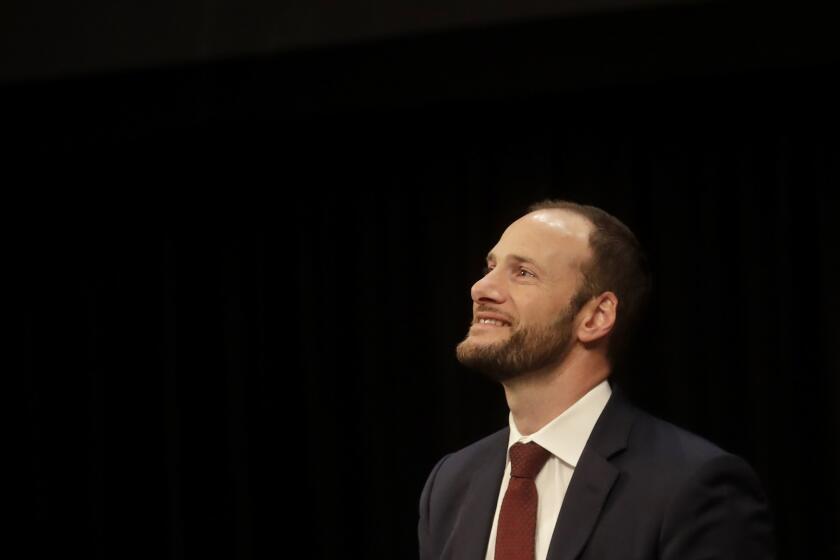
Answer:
[
  {"left": 522, "top": 208, "right": 596, "bottom": 270},
  {"left": 487, "top": 210, "right": 595, "bottom": 278},
  {"left": 521, "top": 207, "right": 596, "bottom": 243}
]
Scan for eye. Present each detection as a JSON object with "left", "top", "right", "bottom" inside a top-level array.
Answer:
[
  {"left": 517, "top": 268, "right": 536, "bottom": 278},
  {"left": 482, "top": 265, "right": 493, "bottom": 276}
]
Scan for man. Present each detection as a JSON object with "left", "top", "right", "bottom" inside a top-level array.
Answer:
[{"left": 418, "top": 200, "right": 775, "bottom": 560}]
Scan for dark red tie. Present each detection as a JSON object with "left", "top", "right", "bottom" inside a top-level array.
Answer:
[{"left": 495, "top": 442, "right": 552, "bottom": 560}]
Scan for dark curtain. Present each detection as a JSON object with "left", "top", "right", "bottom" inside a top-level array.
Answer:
[{"left": 17, "top": 12, "right": 840, "bottom": 560}]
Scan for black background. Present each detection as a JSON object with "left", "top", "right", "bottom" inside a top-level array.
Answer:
[{"left": 11, "top": 1, "right": 840, "bottom": 558}]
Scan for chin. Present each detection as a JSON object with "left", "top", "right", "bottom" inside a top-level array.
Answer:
[
  {"left": 457, "top": 337, "right": 503, "bottom": 361},
  {"left": 461, "top": 334, "right": 500, "bottom": 350}
]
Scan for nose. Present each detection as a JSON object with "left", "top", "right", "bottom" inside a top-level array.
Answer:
[{"left": 471, "top": 269, "right": 506, "bottom": 304}]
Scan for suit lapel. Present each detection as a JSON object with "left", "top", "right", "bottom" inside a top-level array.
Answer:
[
  {"left": 546, "top": 386, "right": 637, "bottom": 560},
  {"left": 442, "top": 429, "right": 508, "bottom": 560}
]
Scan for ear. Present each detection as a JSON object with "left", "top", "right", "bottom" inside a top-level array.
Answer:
[{"left": 577, "top": 291, "right": 618, "bottom": 344}]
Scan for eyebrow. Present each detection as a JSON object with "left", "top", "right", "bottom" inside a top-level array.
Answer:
[{"left": 485, "top": 252, "right": 545, "bottom": 273}]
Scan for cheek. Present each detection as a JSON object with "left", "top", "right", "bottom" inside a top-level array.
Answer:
[
  {"left": 516, "top": 301, "right": 552, "bottom": 327},
  {"left": 519, "top": 296, "right": 567, "bottom": 326}
]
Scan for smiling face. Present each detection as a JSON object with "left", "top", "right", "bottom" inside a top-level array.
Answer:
[{"left": 455, "top": 209, "right": 594, "bottom": 382}]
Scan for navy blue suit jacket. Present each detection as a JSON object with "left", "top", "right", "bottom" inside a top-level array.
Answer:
[{"left": 418, "top": 385, "right": 775, "bottom": 559}]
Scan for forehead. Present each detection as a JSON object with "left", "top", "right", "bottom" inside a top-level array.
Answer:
[{"left": 489, "top": 209, "right": 593, "bottom": 271}]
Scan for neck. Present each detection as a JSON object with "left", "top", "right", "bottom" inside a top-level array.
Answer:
[{"left": 502, "top": 349, "right": 610, "bottom": 436}]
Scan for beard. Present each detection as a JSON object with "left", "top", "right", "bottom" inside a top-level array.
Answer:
[{"left": 455, "top": 305, "right": 578, "bottom": 383}]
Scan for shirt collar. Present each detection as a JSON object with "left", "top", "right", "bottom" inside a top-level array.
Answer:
[{"left": 507, "top": 379, "right": 613, "bottom": 468}]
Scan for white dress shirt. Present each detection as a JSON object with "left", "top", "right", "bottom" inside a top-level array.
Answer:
[{"left": 484, "top": 380, "right": 613, "bottom": 560}]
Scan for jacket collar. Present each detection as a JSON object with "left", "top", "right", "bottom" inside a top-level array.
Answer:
[
  {"left": 546, "top": 383, "right": 637, "bottom": 560},
  {"left": 441, "top": 382, "right": 638, "bottom": 560}
]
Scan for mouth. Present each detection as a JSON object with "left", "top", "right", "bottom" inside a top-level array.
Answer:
[{"left": 472, "top": 318, "right": 512, "bottom": 329}]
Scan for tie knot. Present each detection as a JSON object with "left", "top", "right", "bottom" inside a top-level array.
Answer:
[{"left": 508, "top": 442, "right": 552, "bottom": 479}]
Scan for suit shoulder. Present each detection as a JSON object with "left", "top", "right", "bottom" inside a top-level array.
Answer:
[
  {"left": 419, "top": 426, "right": 508, "bottom": 526},
  {"left": 420, "top": 425, "right": 508, "bottom": 495},
  {"left": 438, "top": 426, "right": 509, "bottom": 472},
  {"left": 625, "top": 405, "right": 749, "bottom": 475},
  {"left": 634, "top": 407, "right": 727, "bottom": 457},
  {"left": 610, "top": 403, "right": 770, "bottom": 523}
]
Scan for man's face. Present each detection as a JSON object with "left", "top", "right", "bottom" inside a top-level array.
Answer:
[{"left": 455, "top": 209, "right": 593, "bottom": 382}]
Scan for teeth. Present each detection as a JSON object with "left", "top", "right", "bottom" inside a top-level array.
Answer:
[{"left": 479, "top": 318, "right": 508, "bottom": 326}]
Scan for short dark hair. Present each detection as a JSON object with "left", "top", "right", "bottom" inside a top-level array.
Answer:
[{"left": 528, "top": 199, "right": 652, "bottom": 369}]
